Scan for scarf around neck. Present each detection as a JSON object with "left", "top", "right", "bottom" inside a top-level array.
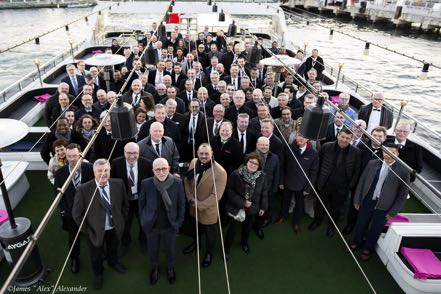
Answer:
[
  {"left": 238, "top": 165, "right": 261, "bottom": 200},
  {"left": 153, "top": 174, "right": 174, "bottom": 211}
]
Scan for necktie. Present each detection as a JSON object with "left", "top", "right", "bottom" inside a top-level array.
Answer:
[
  {"left": 73, "top": 171, "right": 81, "bottom": 188},
  {"left": 99, "top": 186, "right": 114, "bottom": 226},
  {"left": 71, "top": 77, "right": 78, "bottom": 94},
  {"left": 371, "top": 165, "right": 386, "bottom": 200},
  {"left": 213, "top": 85, "right": 217, "bottom": 91},
  {"left": 214, "top": 122, "right": 219, "bottom": 136},
  {"left": 336, "top": 127, "right": 341, "bottom": 136},
  {"left": 188, "top": 92, "right": 192, "bottom": 101},
  {"left": 155, "top": 143, "right": 161, "bottom": 156},
  {"left": 232, "top": 79, "right": 236, "bottom": 89},
  {"left": 133, "top": 94, "right": 140, "bottom": 106},
  {"left": 252, "top": 80, "right": 256, "bottom": 88},
  {"left": 128, "top": 165, "right": 135, "bottom": 187},
  {"left": 240, "top": 132, "right": 245, "bottom": 154},
  {"left": 373, "top": 108, "right": 381, "bottom": 112}
]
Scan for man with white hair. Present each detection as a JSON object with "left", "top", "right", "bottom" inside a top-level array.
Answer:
[
  {"left": 393, "top": 122, "right": 423, "bottom": 182},
  {"left": 330, "top": 92, "right": 357, "bottom": 127},
  {"left": 224, "top": 90, "right": 254, "bottom": 125},
  {"left": 358, "top": 92, "right": 393, "bottom": 134}
]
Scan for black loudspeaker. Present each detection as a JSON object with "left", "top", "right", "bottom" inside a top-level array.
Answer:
[
  {"left": 227, "top": 21, "right": 237, "bottom": 37},
  {"left": 394, "top": 6, "right": 403, "bottom": 19},
  {"left": 248, "top": 43, "right": 262, "bottom": 65},
  {"left": 219, "top": 10, "right": 225, "bottom": 22},
  {"left": 299, "top": 95, "right": 331, "bottom": 140},
  {"left": 110, "top": 100, "right": 138, "bottom": 140},
  {"left": 145, "top": 44, "right": 158, "bottom": 65}
]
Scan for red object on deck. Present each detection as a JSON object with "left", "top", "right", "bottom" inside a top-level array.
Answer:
[{"left": 167, "top": 13, "right": 182, "bottom": 24}]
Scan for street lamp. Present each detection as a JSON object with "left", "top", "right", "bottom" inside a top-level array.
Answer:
[{"left": 33, "top": 58, "right": 42, "bottom": 87}]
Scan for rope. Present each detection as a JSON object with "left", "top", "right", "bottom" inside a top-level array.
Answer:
[
  {"left": 282, "top": 6, "right": 441, "bottom": 70},
  {"left": 200, "top": 97, "right": 232, "bottom": 294},
  {"left": 0, "top": 3, "right": 119, "bottom": 54},
  {"left": 51, "top": 140, "right": 119, "bottom": 294}
]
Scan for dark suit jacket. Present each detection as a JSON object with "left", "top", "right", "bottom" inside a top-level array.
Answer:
[
  {"left": 225, "top": 169, "right": 268, "bottom": 216},
  {"left": 137, "top": 136, "right": 180, "bottom": 173},
  {"left": 199, "top": 99, "right": 216, "bottom": 117},
  {"left": 138, "top": 118, "right": 181, "bottom": 147},
  {"left": 223, "top": 75, "right": 241, "bottom": 89},
  {"left": 224, "top": 105, "right": 254, "bottom": 126},
  {"left": 159, "top": 96, "right": 186, "bottom": 114},
  {"left": 74, "top": 105, "right": 101, "bottom": 121},
  {"left": 147, "top": 70, "right": 171, "bottom": 85},
  {"left": 44, "top": 92, "right": 77, "bottom": 127},
  {"left": 206, "top": 118, "right": 228, "bottom": 140},
  {"left": 93, "top": 129, "right": 131, "bottom": 162},
  {"left": 110, "top": 156, "right": 153, "bottom": 200},
  {"left": 54, "top": 162, "right": 94, "bottom": 216},
  {"left": 358, "top": 104, "right": 393, "bottom": 130},
  {"left": 169, "top": 113, "right": 185, "bottom": 130},
  {"left": 261, "top": 152, "right": 280, "bottom": 192},
  {"left": 170, "top": 72, "right": 187, "bottom": 90},
  {"left": 392, "top": 137, "right": 423, "bottom": 182},
  {"left": 138, "top": 176, "right": 185, "bottom": 233},
  {"left": 182, "top": 112, "right": 207, "bottom": 147},
  {"left": 177, "top": 90, "right": 197, "bottom": 109},
  {"left": 302, "top": 56, "right": 325, "bottom": 78},
  {"left": 354, "top": 159, "right": 410, "bottom": 217},
  {"left": 40, "top": 130, "right": 87, "bottom": 165},
  {"left": 73, "top": 178, "right": 129, "bottom": 247},
  {"left": 121, "top": 90, "right": 155, "bottom": 109},
  {"left": 268, "top": 134, "right": 285, "bottom": 182},
  {"left": 232, "top": 129, "right": 258, "bottom": 154},
  {"left": 61, "top": 74, "right": 86, "bottom": 97},
  {"left": 211, "top": 136, "right": 243, "bottom": 175},
  {"left": 284, "top": 142, "right": 319, "bottom": 193}
]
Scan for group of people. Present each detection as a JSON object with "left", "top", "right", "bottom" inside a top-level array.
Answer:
[{"left": 43, "top": 22, "right": 424, "bottom": 289}]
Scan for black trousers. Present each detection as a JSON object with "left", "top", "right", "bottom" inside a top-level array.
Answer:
[
  {"left": 122, "top": 199, "right": 146, "bottom": 246},
  {"left": 344, "top": 193, "right": 359, "bottom": 228},
  {"left": 87, "top": 229, "right": 119, "bottom": 276},
  {"left": 314, "top": 188, "right": 348, "bottom": 226},
  {"left": 224, "top": 214, "right": 255, "bottom": 252},
  {"left": 62, "top": 214, "right": 80, "bottom": 259},
  {"left": 187, "top": 218, "right": 219, "bottom": 255},
  {"left": 146, "top": 227, "right": 176, "bottom": 270},
  {"left": 281, "top": 189, "right": 304, "bottom": 224}
]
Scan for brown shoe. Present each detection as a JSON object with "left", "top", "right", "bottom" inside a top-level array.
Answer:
[
  {"left": 274, "top": 217, "right": 285, "bottom": 224},
  {"left": 292, "top": 224, "right": 301, "bottom": 234}
]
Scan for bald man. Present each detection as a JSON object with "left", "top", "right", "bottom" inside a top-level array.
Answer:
[
  {"left": 139, "top": 158, "right": 185, "bottom": 285},
  {"left": 111, "top": 142, "right": 153, "bottom": 255}
]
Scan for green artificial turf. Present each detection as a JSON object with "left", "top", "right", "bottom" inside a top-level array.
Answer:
[{"left": 1, "top": 171, "right": 418, "bottom": 293}]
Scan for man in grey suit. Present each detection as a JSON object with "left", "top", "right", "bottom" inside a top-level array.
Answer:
[
  {"left": 139, "top": 158, "right": 185, "bottom": 285},
  {"left": 73, "top": 159, "right": 129, "bottom": 289},
  {"left": 350, "top": 141, "right": 410, "bottom": 261},
  {"left": 137, "top": 121, "right": 180, "bottom": 175}
]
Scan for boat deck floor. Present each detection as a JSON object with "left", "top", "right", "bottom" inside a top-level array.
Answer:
[{"left": 0, "top": 171, "right": 429, "bottom": 293}]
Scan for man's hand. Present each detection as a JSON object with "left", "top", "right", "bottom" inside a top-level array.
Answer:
[
  {"left": 354, "top": 204, "right": 360, "bottom": 210},
  {"left": 258, "top": 209, "right": 265, "bottom": 216},
  {"left": 244, "top": 200, "right": 252, "bottom": 208}
]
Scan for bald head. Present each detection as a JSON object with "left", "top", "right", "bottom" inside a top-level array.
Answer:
[
  {"left": 256, "top": 136, "right": 270, "bottom": 154},
  {"left": 124, "top": 142, "right": 140, "bottom": 164}
]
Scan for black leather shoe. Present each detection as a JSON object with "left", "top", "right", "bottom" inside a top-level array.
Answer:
[
  {"left": 150, "top": 268, "right": 159, "bottom": 285},
  {"left": 326, "top": 226, "right": 335, "bottom": 238},
  {"left": 202, "top": 253, "right": 212, "bottom": 268},
  {"left": 182, "top": 242, "right": 197, "bottom": 254},
  {"left": 255, "top": 228, "right": 264, "bottom": 239},
  {"left": 71, "top": 258, "right": 79, "bottom": 274},
  {"left": 167, "top": 268, "right": 176, "bottom": 284},
  {"left": 342, "top": 225, "right": 354, "bottom": 235},
  {"left": 241, "top": 244, "right": 250, "bottom": 254},
  {"left": 94, "top": 274, "right": 103, "bottom": 289},
  {"left": 110, "top": 262, "right": 127, "bottom": 273},
  {"left": 308, "top": 220, "right": 321, "bottom": 231}
]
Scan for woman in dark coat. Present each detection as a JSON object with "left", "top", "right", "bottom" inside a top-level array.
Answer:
[{"left": 224, "top": 152, "right": 268, "bottom": 260}]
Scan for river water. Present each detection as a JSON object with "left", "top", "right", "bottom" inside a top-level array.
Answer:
[{"left": 1, "top": 2, "right": 441, "bottom": 138}]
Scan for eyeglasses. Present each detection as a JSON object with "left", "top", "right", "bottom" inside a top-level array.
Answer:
[
  {"left": 248, "top": 160, "right": 260, "bottom": 166},
  {"left": 125, "top": 151, "right": 139, "bottom": 155},
  {"left": 395, "top": 130, "right": 409, "bottom": 133},
  {"left": 373, "top": 98, "right": 384, "bottom": 101},
  {"left": 153, "top": 167, "right": 169, "bottom": 173}
]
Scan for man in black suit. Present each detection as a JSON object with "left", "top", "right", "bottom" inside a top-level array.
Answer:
[
  {"left": 54, "top": 144, "right": 94, "bottom": 274},
  {"left": 148, "top": 60, "right": 171, "bottom": 86},
  {"left": 393, "top": 122, "right": 423, "bottom": 182},
  {"left": 45, "top": 83, "right": 77, "bottom": 127},
  {"left": 110, "top": 142, "right": 153, "bottom": 255},
  {"left": 206, "top": 104, "right": 228, "bottom": 140},
  {"left": 233, "top": 113, "right": 257, "bottom": 155},
  {"left": 121, "top": 79, "right": 155, "bottom": 109},
  {"left": 350, "top": 141, "right": 410, "bottom": 261},
  {"left": 170, "top": 63, "right": 187, "bottom": 90},
  {"left": 249, "top": 67, "right": 264, "bottom": 89},
  {"left": 358, "top": 93, "right": 393, "bottom": 134},
  {"left": 302, "top": 49, "right": 325, "bottom": 80},
  {"left": 181, "top": 99, "right": 208, "bottom": 162},
  {"left": 61, "top": 63, "right": 86, "bottom": 98},
  {"left": 138, "top": 104, "right": 181, "bottom": 145},
  {"left": 223, "top": 64, "right": 241, "bottom": 91},
  {"left": 248, "top": 103, "right": 270, "bottom": 135},
  {"left": 254, "top": 136, "right": 280, "bottom": 238},
  {"left": 40, "top": 118, "right": 87, "bottom": 165},
  {"left": 197, "top": 87, "right": 215, "bottom": 118},
  {"left": 73, "top": 159, "right": 129, "bottom": 289},
  {"left": 165, "top": 99, "right": 185, "bottom": 128},
  {"left": 75, "top": 94, "right": 101, "bottom": 121},
  {"left": 177, "top": 79, "right": 197, "bottom": 109},
  {"left": 309, "top": 127, "right": 361, "bottom": 238},
  {"left": 321, "top": 112, "right": 346, "bottom": 145},
  {"left": 211, "top": 121, "right": 243, "bottom": 176},
  {"left": 224, "top": 90, "right": 254, "bottom": 126},
  {"left": 139, "top": 158, "right": 185, "bottom": 285},
  {"left": 276, "top": 134, "right": 319, "bottom": 233},
  {"left": 159, "top": 87, "right": 186, "bottom": 114}
]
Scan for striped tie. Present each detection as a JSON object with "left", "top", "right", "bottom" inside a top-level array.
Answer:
[{"left": 73, "top": 171, "right": 81, "bottom": 188}]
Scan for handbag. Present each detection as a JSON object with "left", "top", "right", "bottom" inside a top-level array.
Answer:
[{"left": 227, "top": 208, "right": 246, "bottom": 222}]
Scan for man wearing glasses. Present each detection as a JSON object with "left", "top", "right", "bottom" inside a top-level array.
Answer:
[
  {"left": 139, "top": 158, "right": 185, "bottom": 285},
  {"left": 358, "top": 92, "right": 393, "bottom": 134}
]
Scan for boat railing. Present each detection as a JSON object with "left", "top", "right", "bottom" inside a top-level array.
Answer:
[
  {"left": 0, "top": 41, "right": 84, "bottom": 105},
  {"left": 287, "top": 39, "right": 441, "bottom": 153}
]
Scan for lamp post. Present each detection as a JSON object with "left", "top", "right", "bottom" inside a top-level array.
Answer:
[
  {"left": 68, "top": 38, "right": 74, "bottom": 62},
  {"left": 33, "top": 58, "right": 42, "bottom": 87},
  {"left": 335, "top": 63, "right": 344, "bottom": 89}
]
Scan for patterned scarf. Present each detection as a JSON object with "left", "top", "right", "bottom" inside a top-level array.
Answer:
[{"left": 238, "top": 165, "right": 261, "bottom": 200}]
